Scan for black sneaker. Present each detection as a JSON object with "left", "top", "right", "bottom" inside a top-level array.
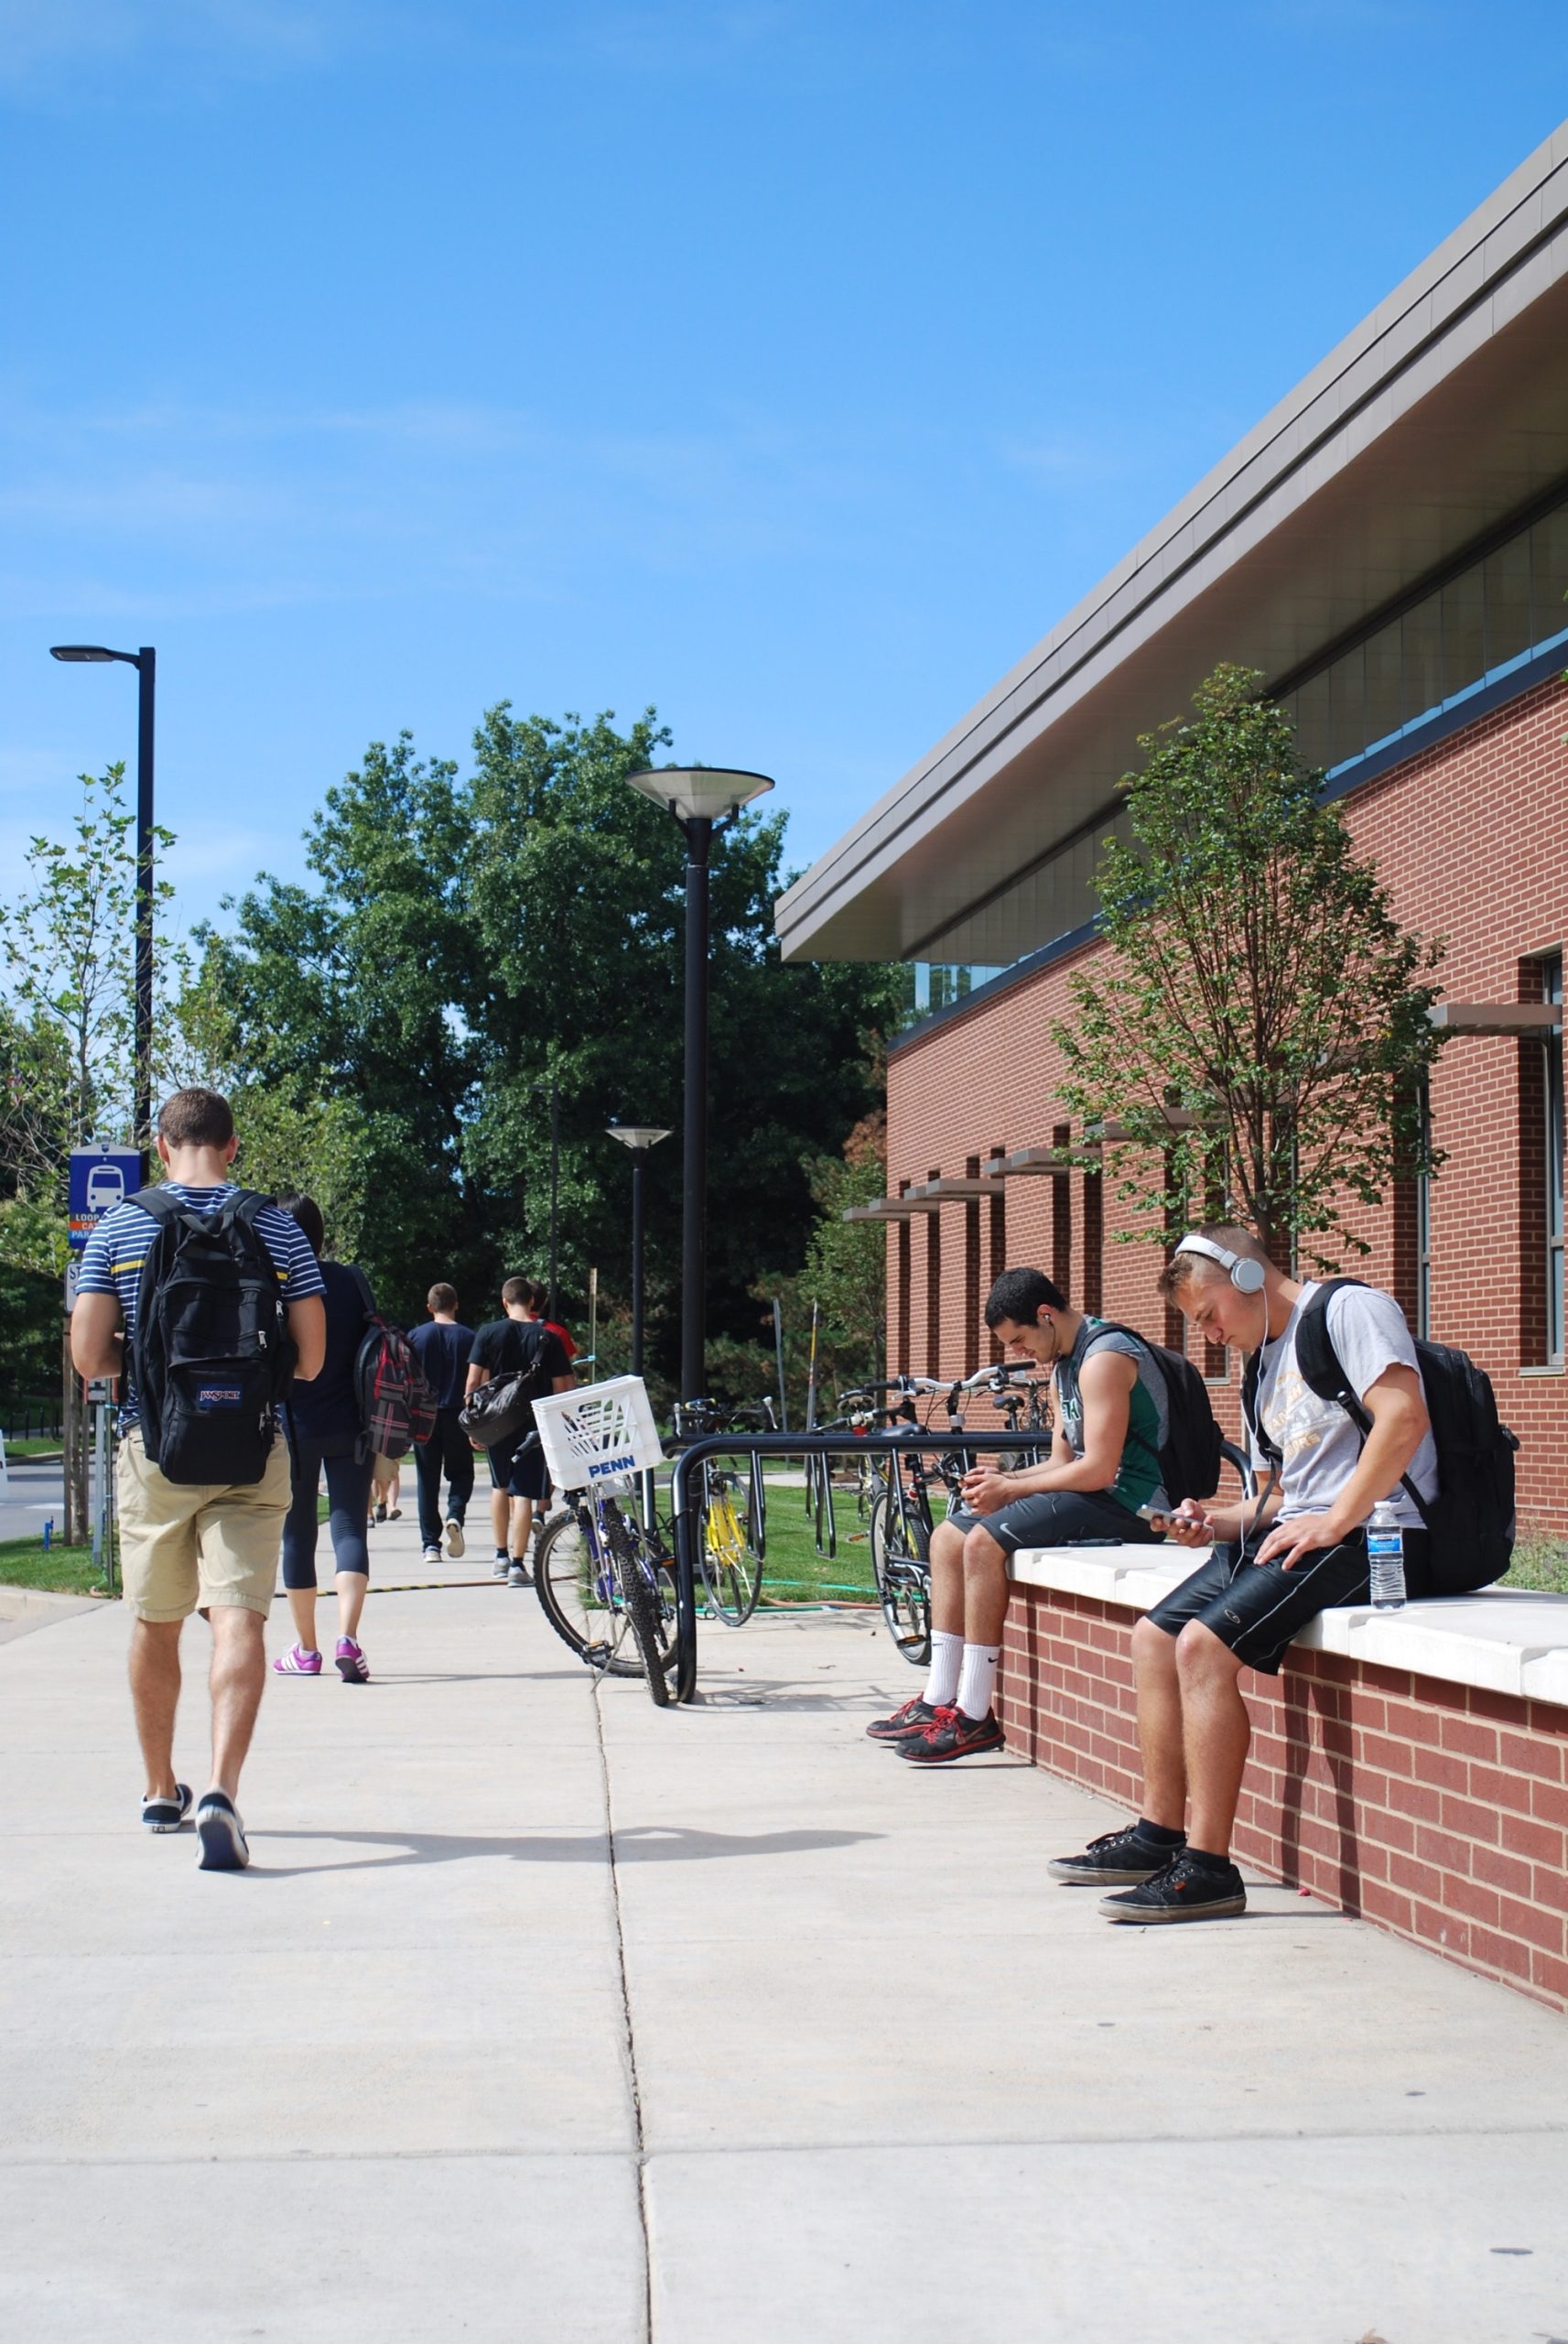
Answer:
[
  {"left": 1099, "top": 1851, "right": 1246, "bottom": 1924},
  {"left": 895, "top": 1706, "right": 1005, "bottom": 1764},
  {"left": 1047, "top": 1822, "right": 1185, "bottom": 1886},
  {"left": 141, "top": 1783, "right": 194, "bottom": 1834},
  {"left": 194, "top": 1792, "right": 250, "bottom": 1872},
  {"left": 865, "top": 1697, "right": 940, "bottom": 1744}
]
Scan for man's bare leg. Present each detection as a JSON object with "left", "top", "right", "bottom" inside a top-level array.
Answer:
[
  {"left": 208, "top": 1608, "right": 266, "bottom": 1805},
  {"left": 1175, "top": 1622, "right": 1250, "bottom": 1853},
  {"left": 510, "top": 1495, "right": 535, "bottom": 1559},
  {"left": 960, "top": 1525, "right": 1011, "bottom": 1645},
  {"left": 129, "top": 1619, "right": 183, "bottom": 1799},
  {"left": 927, "top": 1516, "right": 965, "bottom": 1637},
  {"left": 1131, "top": 1615, "right": 1188, "bottom": 1832},
  {"left": 490, "top": 1484, "right": 509, "bottom": 1554}
]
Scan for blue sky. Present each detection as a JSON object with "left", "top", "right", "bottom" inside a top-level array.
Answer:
[{"left": 2, "top": 2, "right": 1565, "bottom": 941}]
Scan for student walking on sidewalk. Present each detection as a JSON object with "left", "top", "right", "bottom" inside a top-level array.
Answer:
[
  {"left": 408, "top": 1282, "right": 474, "bottom": 1563},
  {"left": 466, "top": 1276, "right": 574, "bottom": 1584},
  {"left": 271, "top": 1195, "right": 380, "bottom": 1686},
  {"left": 72, "top": 1089, "right": 327, "bottom": 1871}
]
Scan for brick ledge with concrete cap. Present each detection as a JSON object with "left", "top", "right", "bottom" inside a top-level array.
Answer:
[
  {"left": 1007, "top": 1544, "right": 1568, "bottom": 1705},
  {"left": 997, "top": 1544, "right": 1568, "bottom": 2012}
]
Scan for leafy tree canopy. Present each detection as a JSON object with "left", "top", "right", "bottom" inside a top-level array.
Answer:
[
  {"left": 181, "top": 707, "right": 903, "bottom": 1370},
  {"left": 1055, "top": 664, "right": 1445, "bottom": 1265}
]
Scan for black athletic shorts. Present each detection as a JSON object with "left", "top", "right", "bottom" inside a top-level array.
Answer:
[
  {"left": 487, "top": 1435, "right": 548, "bottom": 1501},
  {"left": 946, "top": 1486, "right": 1160, "bottom": 1556},
  {"left": 1146, "top": 1529, "right": 1429, "bottom": 1675}
]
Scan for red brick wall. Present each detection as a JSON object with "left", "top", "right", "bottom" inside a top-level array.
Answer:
[
  {"left": 887, "top": 669, "right": 1568, "bottom": 1525},
  {"left": 999, "top": 1582, "right": 1568, "bottom": 2012}
]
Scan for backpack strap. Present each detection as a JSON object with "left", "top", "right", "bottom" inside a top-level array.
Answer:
[
  {"left": 1291, "top": 1278, "right": 1433, "bottom": 1532},
  {"left": 345, "top": 1263, "right": 377, "bottom": 1324}
]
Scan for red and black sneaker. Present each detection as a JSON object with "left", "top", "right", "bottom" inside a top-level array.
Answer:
[
  {"left": 896, "top": 1705, "right": 1005, "bottom": 1764},
  {"left": 865, "top": 1697, "right": 941, "bottom": 1744}
]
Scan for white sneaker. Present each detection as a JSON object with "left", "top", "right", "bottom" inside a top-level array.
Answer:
[
  {"left": 444, "top": 1519, "right": 466, "bottom": 1559},
  {"left": 421, "top": 1545, "right": 442, "bottom": 1564}
]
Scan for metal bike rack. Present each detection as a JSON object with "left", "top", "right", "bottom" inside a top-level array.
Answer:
[{"left": 668, "top": 1431, "right": 1040, "bottom": 1707}]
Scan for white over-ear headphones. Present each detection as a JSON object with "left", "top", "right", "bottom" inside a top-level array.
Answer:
[{"left": 1173, "top": 1233, "right": 1266, "bottom": 1294}]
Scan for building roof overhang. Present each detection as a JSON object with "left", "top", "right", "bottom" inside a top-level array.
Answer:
[{"left": 775, "top": 121, "right": 1568, "bottom": 968}]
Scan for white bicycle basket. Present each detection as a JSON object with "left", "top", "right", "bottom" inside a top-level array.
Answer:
[{"left": 532, "top": 1376, "right": 664, "bottom": 1494}]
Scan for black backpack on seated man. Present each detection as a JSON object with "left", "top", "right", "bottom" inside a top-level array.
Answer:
[
  {"left": 130, "top": 1187, "right": 297, "bottom": 1486},
  {"left": 1089, "top": 1321, "right": 1225, "bottom": 1505},
  {"left": 1243, "top": 1277, "right": 1519, "bottom": 1596}
]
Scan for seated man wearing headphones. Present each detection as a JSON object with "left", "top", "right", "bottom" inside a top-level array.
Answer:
[{"left": 1049, "top": 1223, "right": 1434, "bottom": 1925}]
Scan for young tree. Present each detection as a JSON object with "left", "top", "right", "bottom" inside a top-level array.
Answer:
[{"left": 1054, "top": 665, "right": 1445, "bottom": 1266}]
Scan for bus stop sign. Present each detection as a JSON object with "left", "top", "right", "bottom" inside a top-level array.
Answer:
[{"left": 69, "top": 1145, "right": 142, "bottom": 1253}]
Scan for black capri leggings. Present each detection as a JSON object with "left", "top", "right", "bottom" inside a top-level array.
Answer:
[{"left": 281, "top": 1432, "right": 374, "bottom": 1590}]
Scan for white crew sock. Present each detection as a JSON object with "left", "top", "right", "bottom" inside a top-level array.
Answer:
[
  {"left": 957, "top": 1642, "right": 1001, "bottom": 1723},
  {"left": 922, "top": 1629, "right": 964, "bottom": 1709}
]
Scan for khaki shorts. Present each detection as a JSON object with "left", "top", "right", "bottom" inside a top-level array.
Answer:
[{"left": 116, "top": 1427, "right": 291, "bottom": 1623}]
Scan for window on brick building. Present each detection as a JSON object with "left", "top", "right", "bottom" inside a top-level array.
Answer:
[{"left": 1545, "top": 959, "right": 1565, "bottom": 1367}]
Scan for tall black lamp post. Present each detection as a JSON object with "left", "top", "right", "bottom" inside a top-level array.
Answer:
[
  {"left": 624, "top": 767, "right": 773, "bottom": 1403},
  {"left": 50, "top": 644, "right": 157, "bottom": 1171},
  {"left": 607, "top": 1123, "right": 670, "bottom": 1375},
  {"left": 531, "top": 1077, "right": 562, "bottom": 1319}
]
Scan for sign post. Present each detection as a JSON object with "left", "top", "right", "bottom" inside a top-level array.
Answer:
[{"left": 65, "top": 1146, "right": 137, "bottom": 1552}]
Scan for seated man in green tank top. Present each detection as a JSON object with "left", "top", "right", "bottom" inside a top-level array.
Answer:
[{"left": 867, "top": 1265, "right": 1166, "bottom": 1766}]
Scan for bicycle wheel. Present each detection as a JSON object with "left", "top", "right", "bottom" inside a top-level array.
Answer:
[
  {"left": 535, "top": 1506, "right": 645, "bottom": 1677},
  {"left": 699, "top": 1481, "right": 762, "bottom": 1625},
  {"left": 606, "top": 1509, "right": 671, "bottom": 1706},
  {"left": 870, "top": 1492, "right": 932, "bottom": 1667}
]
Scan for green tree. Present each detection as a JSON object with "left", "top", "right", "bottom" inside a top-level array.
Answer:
[
  {"left": 1055, "top": 664, "right": 1445, "bottom": 1265},
  {"left": 200, "top": 704, "right": 903, "bottom": 1354}
]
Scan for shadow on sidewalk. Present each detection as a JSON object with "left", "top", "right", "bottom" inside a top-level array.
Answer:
[{"left": 254, "top": 1823, "right": 881, "bottom": 1877}]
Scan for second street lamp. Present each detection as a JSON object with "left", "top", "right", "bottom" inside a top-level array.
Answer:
[
  {"left": 607, "top": 1123, "right": 670, "bottom": 1376},
  {"left": 49, "top": 643, "right": 157, "bottom": 1172},
  {"left": 624, "top": 765, "right": 774, "bottom": 1402}
]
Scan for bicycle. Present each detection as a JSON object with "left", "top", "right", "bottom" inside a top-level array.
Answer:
[
  {"left": 670, "top": 1397, "right": 775, "bottom": 1624},
  {"left": 533, "top": 1473, "right": 677, "bottom": 1701},
  {"left": 867, "top": 1365, "right": 1051, "bottom": 1667}
]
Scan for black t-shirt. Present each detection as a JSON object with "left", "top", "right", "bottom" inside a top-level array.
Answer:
[
  {"left": 408, "top": 1318, "right": 474, "bottom": 1410},
  {"left": 470, "top": 1317, "right": 571, "bottom": 1386},
  {"left": 287, "top": 1260, "right": 372, "bottom": 1445}
]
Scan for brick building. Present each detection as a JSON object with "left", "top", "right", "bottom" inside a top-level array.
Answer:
[{"left": 777, "top": 123, "right": 1568, "bottom": 1534}]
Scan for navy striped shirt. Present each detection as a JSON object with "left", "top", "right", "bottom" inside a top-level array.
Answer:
[{"left": 78, "top": 1184, "right": 325, "bottom": 1429}]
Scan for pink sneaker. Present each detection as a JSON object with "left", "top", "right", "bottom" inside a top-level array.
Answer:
[
  {"left": 273, "top": 1644, "right": 321, "bottom": 1677},
  {"left": 336, "top": 1636, "right": 370, "bottom": 1685}
]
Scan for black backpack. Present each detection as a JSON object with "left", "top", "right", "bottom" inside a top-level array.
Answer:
[
  {"left": 129, "top": 1187, "right": 297, "bottom": 1486},
  {"left": 1243, "top": 1278, "right": 1519, "bottom": 1596},
  {"left": 1088, "top": 1322, "right": 1224, "bottom": 1504},
  {"left": 457, "top": 1322, "right": 555, "bottom": 1452}
]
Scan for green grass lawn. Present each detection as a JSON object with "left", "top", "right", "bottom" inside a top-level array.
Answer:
[
  {"left": 0, "top": 1534, "right": 114, "bottom": 1596},
  {"left": 4, "top": 1438, "right": 63, "bottom": 1460},
  {"left": 1503, "top": 1525, "right": 1568, "bottom": 1595}
]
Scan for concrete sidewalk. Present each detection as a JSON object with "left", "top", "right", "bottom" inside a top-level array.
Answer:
[{"left": 4, "top": 1516, "right": 1568, "bottom": 2342}]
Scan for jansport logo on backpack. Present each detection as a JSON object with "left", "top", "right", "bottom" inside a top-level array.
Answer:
[
  {"left": 1246, "top": 1277, "right": 1519, "bottom": 1595},
  {"left": 131, "top": 1187, "right": 297, "bottom": 1485},
  {"left": 353, "top": 1315, "right": 438, "bottom": 1460},
  {"left": 1089, "top": 1322, "right": 1224, "bottom": 1504}
]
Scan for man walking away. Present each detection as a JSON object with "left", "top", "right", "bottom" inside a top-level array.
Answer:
[
  {"left": 465, "top": 1276, "right": 574, "bottom": 1585},
  {"left": 409, "top": 1283, "right": 475, "bottom": 1564},
  {"left": 72, "top": 1088, "right": 327, "bottom": 1872}
]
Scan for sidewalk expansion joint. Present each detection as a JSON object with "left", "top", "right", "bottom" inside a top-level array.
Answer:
[{"left": 593, "top": 1676, "right": 654, "bottom": 2343}]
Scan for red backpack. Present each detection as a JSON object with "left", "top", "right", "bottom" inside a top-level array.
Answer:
[{"left": 347, "top": 1272, "right": 437, "bottom": 1460}]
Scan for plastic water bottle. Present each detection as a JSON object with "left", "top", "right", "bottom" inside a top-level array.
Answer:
[{"left": 1367, "top": 1500, "right": 1406, "bottom": 1611}]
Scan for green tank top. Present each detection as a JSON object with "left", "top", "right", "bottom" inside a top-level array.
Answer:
[{"left": 1054, "top": 1318, "right": 1167, "bottom": 1513}]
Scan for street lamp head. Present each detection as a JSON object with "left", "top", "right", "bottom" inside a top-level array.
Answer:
[
  {"left": 50, "top": 645, "right": 128, "bottom": 663},
  {"left": 624, "top": 766, "right": 774, "bottom": 824},
  {"left": 608, "top": 1123, "right": 671, "bottom": 1152}
]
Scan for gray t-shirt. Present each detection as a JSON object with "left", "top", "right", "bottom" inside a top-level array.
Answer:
[{"left": 1252, "top": 1283, "right": 1439, "bottom": 1528}]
